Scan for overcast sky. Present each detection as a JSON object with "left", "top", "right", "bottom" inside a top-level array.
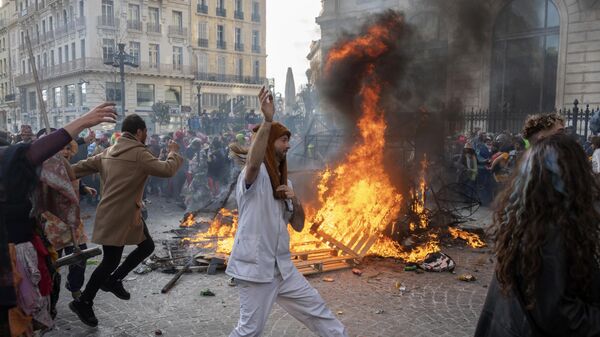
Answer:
[{"left": 266, "top": 0, "right": 322, "bottom": 94}]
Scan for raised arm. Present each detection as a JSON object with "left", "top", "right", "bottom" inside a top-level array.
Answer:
[
  {"left": 245, "top": 87, "right": 274, "bottom": 185},
  {"left": 140, "top": 141, "right": 183, "bottom": 178}
]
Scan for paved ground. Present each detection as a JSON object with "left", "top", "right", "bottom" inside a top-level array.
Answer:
[{"left": 45, "top": 196, "right": 494, "bottom": 337}]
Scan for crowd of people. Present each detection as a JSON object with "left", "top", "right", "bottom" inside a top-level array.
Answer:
[{"left": 3, "top": 92, "right": 600, "bottom": 336}]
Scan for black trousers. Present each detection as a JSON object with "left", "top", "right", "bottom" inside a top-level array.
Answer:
[
  {"left": 57, "top": 243, "right": 88, "bottom": 292},
  {"left": 80, "top": 221, "right": 154, "bottom": 303}
]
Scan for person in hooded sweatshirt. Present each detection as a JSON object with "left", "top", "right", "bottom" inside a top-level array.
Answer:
[{"left": 68, "top": 114, "right": 183, "bottom": 327}]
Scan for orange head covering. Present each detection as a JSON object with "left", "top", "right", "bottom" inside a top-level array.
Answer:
[{"left": 252, "top": 122, "right": 291, "bottom": 200}]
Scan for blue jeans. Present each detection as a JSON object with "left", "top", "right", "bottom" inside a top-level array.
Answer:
[{"left": 58, "top": 243, "right": 88, "bottom": 292}]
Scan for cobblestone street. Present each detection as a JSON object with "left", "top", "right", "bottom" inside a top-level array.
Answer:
[{"left": 45, "top": 197, "right": 493, "bottom": 337}]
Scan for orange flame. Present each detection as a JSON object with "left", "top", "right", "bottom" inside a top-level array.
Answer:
[
  {"left": 180, "top": 214, "right": 196, "bottom": 228},
  {"left": 448, "top": 227, "right": 487, "bottom": 248}
]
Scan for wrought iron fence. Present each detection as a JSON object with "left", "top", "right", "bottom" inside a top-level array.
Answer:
[{"left": 453, "top": 100, "right": 600, "bottom": 138}]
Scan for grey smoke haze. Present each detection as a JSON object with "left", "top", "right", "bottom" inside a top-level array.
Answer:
[{"left": 320, "top": 0, "right": 492, "bottom": 143}]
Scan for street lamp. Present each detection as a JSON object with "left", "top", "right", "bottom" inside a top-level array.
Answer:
[{"left": 104, "top": 43, "right": 138, "bottom": 127}]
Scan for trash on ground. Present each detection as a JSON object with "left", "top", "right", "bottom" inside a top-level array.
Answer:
[
  {"left": 134, "top": 264, "right": 153, "bottom": 275},
  {"left": 351, "top": 268, "right": 363, "bottom": 276},
  {"left": 323, "top": 277, "right": 335, "bottom": 282},
  {"left": 419, "top": 252, "right": 456, "bottom": 272},
  {"left": 201, "top": 289, "right": 216, "bottom": 296},
  {"left": 458, "top": 274, "right": 477, "bottom": 282}
]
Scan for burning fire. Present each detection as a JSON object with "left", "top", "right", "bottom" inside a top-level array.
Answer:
[
  {"left": 180, "top": 214, "right": 196, "bottom": 228},
  {"left": 448, "top": 227, "right": 487, "bottom": 248},
  {"left": 178, "top": 15, "right": 484, "bottom": 264}
]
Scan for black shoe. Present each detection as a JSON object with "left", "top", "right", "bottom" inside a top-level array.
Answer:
[
  {"left": 100, "top": 279, "right": 131, "bottom": 300},
  {"left": 69, "top": 299, "right": 98, "bottom": 327}
]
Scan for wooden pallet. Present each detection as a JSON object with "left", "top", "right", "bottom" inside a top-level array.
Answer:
[
  {"left": 291, "top": 248, "right": 357, "bottom": 276},
  {"left": 309, "top": 223, "right": 380, "bottom": 258}
]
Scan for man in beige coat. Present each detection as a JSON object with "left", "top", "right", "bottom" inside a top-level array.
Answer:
[{"left": 68, "top": 114, "right": 183, "bottom": 327}]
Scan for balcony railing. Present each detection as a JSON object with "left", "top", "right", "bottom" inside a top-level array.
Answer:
[
  {"left": 168, "top": 26, "right": 187, "bottom": 37},
  {"left": 4, "top": 94, "right": 15, "bottom": 102},
  {"left": 234, "top": 11, "right": 244, "bottom": 20},
  {"left": 217, "top": 40, "right": 227, "bottom": 50},
  {"left": 216, "top": 7, "right": 227, "bottom": 17},
  {"left": 198, "top": 38, "right": 209, "bottom": 48},
  {"left": 127, "top": 20, "right": 142, "bottom": 31},
  {"left": 252, "top": 45, "right": 261, "bottom": 53},
  {"left": 197, "top": 4, "right": 208, "bottom": 14},
  {"left": 14, "top": 58, "right": 194, "bottom": 86},
  {"left": 235, "top": 43, "right": 244, "bottom": 52},
  {"left": 147, "top": 23, "right": 161, "bottom": 34},
  {"left": 252, "top": 13, "right": 260, "bottom": 22},
  {"left": 97, "top": 15, "right": 118, "bottom": 29},
  {"left": 195, "top": 72, "right": 266, "bottom": 85}
]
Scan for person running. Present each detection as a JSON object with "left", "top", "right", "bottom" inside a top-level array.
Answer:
[
  {"left": 227, "top": 87, "right": 348, "bottom": 337},
  {"left": 68, "top": 114, "right": 183, "bottom": 327}
]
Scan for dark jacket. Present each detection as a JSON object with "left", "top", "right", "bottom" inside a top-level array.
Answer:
[{"left": 475, "top": 224, "right": 600, "bottom": 337}]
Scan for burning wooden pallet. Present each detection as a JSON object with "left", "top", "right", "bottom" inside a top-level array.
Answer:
[
  {"left": 291, "top": 249, "right": 358, "bottom": 276},
  {"left": 309, "top": 223, "right": 380, "bottom": 258}
]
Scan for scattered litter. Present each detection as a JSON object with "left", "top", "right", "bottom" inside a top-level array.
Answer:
[
  {"left": 154, "top": 329, "right": 163, "bottom": 335},
  {"left": 124, "top": 277, "right": 137, "bottom": 282},
  {"left": 351, "top": 268, "right": 363, "bottom": 276},
  {"left": 419, "top": 252, "right": 456, "bottom": 272},
  {"left": 134, "top": 264, "right": 152, "bottom": 275},
  {"left": 458, "top": 274, "right": 477, "bottom": 282},
  {"left": 394, "top": 281, "right": 407, "bottom": 292},
  {"left": 404, "top": 265, "right": 417, "bottom": 272},
  {"left": 201, "top": 289, "right": 216, "bottom": 296},
  {"left": 336, "top": 311, "right": 343, "bottom": 315},
  {"left": 323, "top": 277, "right": 335, "bottom": 282},
  {"left": 86, "top": 260, "right": 98, "bottom": 266},
  {"left": 228, "top": 278, "right": 237, "bottom": 287},
  {"left": 375, "top": 309, "right": 384, "bottom": 314}
]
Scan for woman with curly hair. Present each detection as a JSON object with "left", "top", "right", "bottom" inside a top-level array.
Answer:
[{"left": 475, "top": 134, "right": 600, "bottom": 337}]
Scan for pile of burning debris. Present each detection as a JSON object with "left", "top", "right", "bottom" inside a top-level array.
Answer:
[{"left": 136, "top": 13, "right": 489, "bottom": 293}]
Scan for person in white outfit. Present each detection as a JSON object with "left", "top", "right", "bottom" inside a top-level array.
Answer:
[{"left": 226, "top": 87, "right": 348, "bottom": 337}]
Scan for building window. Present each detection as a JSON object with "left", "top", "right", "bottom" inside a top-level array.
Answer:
[
  {"left": 235, "top": 0, "right": 244, "bottom": 19},
  {"left": 129, "top": 41, "right": 140, "bottom": 64},
  {"left": 198, "top": 22, "right": 208, "bottom": 47},
  {"left": 136, "top": 84, "right": 154, "bottom": 107},
  {"left": 198, "top": 53, "right": 208, "bottom": 74},
  {"left": 58, "top": 46, "right": 62, "bottom": 63},
  {"left": 50, "top": 50, "right": 54, "bottom": 66},
  {"left": 237, "top": 58, "right": 243, "bottom": 78},
  {"left": 43, "top": 52, "right": 47, "bottom": 68},
  {"left": 81, "top": 39, "right": 85, "bottom": 58},
  {"left": 217, "top": 56, "right": 226, "bottom": 81},
  {"left": 252, "top": 1, "right": 260, "bottom": 22},
  {"left": 490, "top": 0, "right": 560, "bottom": 114},
  {"left": 78, "top": 82, "right": 86, "bottom": 104},
  {"left": 29, "top": 91, "right": 36, "bottom": 110},
  {"left": 71, "top": 42, "right": 76, "bottom": 60},
  {"left": 53, "top": 87, "right": 61, "bottom": 108},
  {"left": 102, "top": 38, "right": 115, "bottom": 62},
  {"left": 128, "top": 4, "right": 141, "bottom": 30},
  {"left": 64, "top": 44, "right": 69, "bottom": 63},
  {"left": 253, "top": 60, "right": 259, "bottom": 80},
  {"left": 148, "top": 7, "right": 160, "bottom": 33},
  {"left": 165, "top": 86, "right": 181, "bottom": 106},
  {"left": 149, "top": 44, "right": 159, "bottom": 68},
  {"left": 172, "top": 46, "right": 183, "bottom": 70},
  {"left": 101, "top": 0, "right": 114, "bottom": 25},
  {"left": 217, "top": 25, "right": 226, "bottom": 49},
  {"left": 216, "top": 0, "right": 226, "bottom": 17},
  {"left": 42, "top": 89, "right": 47, "bottom": 103},
  {"left": 66, "top": 84, "right": 75, "bottom": 107},
  {"left": 105, "top": 82, "right": 122, "bottom": 104},
  {"left": 235, "top": 27, "right": 243, "bottom": 51},
  {"left": 173, "top": 11, "right": 183, "bottom": 29},
  {"left": 252, "top": 30, "right": 260, "bottom": 53}
]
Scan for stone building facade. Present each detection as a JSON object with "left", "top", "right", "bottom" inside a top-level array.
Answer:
[
  {"left": 315, "top": 0, "right": 600, "bottom": 127},
  {"left": 0, "top": 0, "right": 267, "bottom": 134}
]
